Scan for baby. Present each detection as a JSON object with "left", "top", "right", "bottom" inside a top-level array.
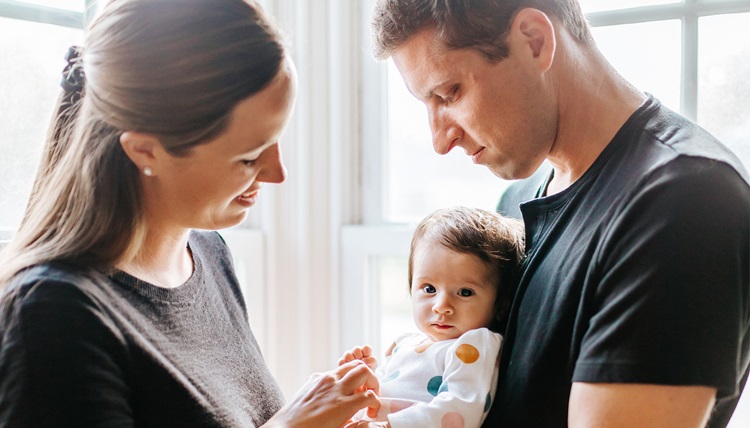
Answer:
[{"left": 340, "top": 206, "right": 525, "bottom": 428}]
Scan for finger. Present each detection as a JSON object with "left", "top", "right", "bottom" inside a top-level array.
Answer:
[
  {"left": 352, "top": 347, "right": 363, "bottom": 360},
  {"left": 335, "top": 359, "right": 366, "bottom": 377},
  {"left": 362, "top": 345, "right": 373, "bottom": 358},
  {"left": 352, "top": 389, "right": 381, "bottom": 421},
  {"left": 339, "top": 361, "right": 380, "bottom": 394},
  {"left": 363, "top": 356, "right": 378, "bottom": 370},
  {"left": 339, "top": 352, "right": 354, "bottom": 366}
]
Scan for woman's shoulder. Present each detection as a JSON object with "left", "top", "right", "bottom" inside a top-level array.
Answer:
[{"left": 1, "top": 263, "right": 109, "bottom": 315}]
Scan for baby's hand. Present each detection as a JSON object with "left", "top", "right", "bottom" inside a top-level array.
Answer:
[
  {"left": 342, "top": 421, "right": 390, "bottom": 428},
  {"left": 338, "top": 345, "right": 378, "bottom": 371}
]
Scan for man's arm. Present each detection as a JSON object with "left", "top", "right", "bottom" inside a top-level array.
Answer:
[{"left": 569, "top": 382, "right": 716, "bottom": 428}]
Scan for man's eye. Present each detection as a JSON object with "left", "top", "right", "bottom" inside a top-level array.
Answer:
[
  {"left": 458, "top": 289, "right": 474, "bottom": 297},
  {"left": 423, "top": 285, "right": 436, "bottom": 294}
]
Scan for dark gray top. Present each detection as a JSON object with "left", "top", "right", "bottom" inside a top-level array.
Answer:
[{"left": 0, "top": 230, "right": 284, "bottom": 427}]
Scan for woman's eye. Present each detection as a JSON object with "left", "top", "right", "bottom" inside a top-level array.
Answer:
[
  {"left": 423, "top": 285, "right": 436, "bottom": 294},
  {"left": 458, "top": 288, "right": 474, "bottom": 297},
  {"left": 242, "top": 159, "right": 258, "bottom": 167}
]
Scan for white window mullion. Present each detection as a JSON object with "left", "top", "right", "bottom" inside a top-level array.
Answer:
[{"left": 681, "top": 13, "right": 699, "bottom": 121}]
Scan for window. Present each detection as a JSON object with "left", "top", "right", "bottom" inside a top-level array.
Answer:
[{"left": 0, "top": 1, "right": 89, "bottom": 231}]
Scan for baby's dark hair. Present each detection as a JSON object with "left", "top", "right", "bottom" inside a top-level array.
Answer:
[{"left": 408, "top": 206, "right": 525, "bottom": 334}]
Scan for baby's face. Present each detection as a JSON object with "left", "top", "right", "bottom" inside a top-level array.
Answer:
[{"left": 410, "top": 241, "right": 497, "bottom": 341}]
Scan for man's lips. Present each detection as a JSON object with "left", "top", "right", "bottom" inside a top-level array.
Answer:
[{"left": 471, "top": 147, "right": 484, "bottom": 164}]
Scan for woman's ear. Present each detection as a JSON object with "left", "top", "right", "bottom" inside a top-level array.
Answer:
[
  {"left": 509, "top": 8, "right": 556, "bottom": 73},
  {"left": 120, "top": 131, "right": 161, "bottom": 176}
]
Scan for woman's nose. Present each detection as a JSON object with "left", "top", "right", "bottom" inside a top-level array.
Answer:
[{"left": 257, "top": 143, "right": 287, "bottom": 184}]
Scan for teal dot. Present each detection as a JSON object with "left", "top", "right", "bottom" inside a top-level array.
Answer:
[
  {"left": 484, "top": 393, "right": 492, "bottom": 412},
  {"left": 382, "top": 370, "right": 400, "bottom": 383},
  {"left": 438, "top": 381, "right": 449, "bottom": 394},
  {"left": 393, "top": 345, "right": 400, "bottom": 354},
  {"left": 427, "top": 376, "right": 443, "bottom": 396}
]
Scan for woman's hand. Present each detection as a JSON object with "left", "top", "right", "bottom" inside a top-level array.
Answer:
[
  {"left": 338, "top": 345, "right": 378, "bottom": 371},
  {"left": 343, "top": 421, "right": 391, "bottom": 428},
  {"left": 263, "top": 360, "right": 381, "bottom": 428}
]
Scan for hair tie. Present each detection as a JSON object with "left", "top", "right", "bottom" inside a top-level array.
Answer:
[{"left": 61, "top": 46, "right": 85, "bottom": 97}]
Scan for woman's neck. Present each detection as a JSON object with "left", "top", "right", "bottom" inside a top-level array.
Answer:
[{"left": 117, "top": 228, "right": 193, "bottom": 288}]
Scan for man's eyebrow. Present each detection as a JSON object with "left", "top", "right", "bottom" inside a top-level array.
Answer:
[{"left": 417, "top": 80, "right": 450, "bottom": 101}]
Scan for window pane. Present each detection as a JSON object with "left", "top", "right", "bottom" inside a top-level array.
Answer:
[
  {"left": 697, "top": 12, "right": 750, "bottom": 168},
  {"left": 11, "top": 0, "right": 85, "bottom": 11},
  {"left": 0, "top": 18, "right": 84, "bottom": 230},
  {"left": 386, "top": 62, "right": 510, "bottom": 223},
  {"left": 591, "top": 20, "right": 681, "bottom": 112},
  {"left": 375, "top": 255, "right": 416, "bottom": 357},
  {"left": 699, "top": 15, "right": 750, "bottom": 424},
  {"left": 579, "top": 0, "right": 680, "bottom": 13}
]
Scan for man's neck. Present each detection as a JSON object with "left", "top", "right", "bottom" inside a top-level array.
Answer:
[{"left": 545, "top": 41, "right": 647, "bottom": 195}]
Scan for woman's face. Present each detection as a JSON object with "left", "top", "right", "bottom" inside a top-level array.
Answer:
[{"left": 148, "top": 60, "right": 297, "bottom": 231}]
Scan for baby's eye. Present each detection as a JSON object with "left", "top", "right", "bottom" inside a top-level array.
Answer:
[
  {"left": 458, "top": 288, "right": 474, "bottom": 297},
  {"left": 423, "top": 285, "right": 436, "bottom": 294}
]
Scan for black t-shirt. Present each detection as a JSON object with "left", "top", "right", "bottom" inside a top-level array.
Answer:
[
  {"left": 0, "top": 231, "right": 284, "bottom": 427},
  {"left": 485, "top": 96, "right": 750, "bottom": 427}
]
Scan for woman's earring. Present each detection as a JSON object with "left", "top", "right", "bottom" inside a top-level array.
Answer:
[{"left": 143, "top": 167, "right": 153, "bottom": 176}]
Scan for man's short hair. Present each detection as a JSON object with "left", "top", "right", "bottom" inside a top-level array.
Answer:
[{"left": 371, "top": 0, "right": 594, "bottom": 60}]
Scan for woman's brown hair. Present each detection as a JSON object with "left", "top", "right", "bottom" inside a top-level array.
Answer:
[{"left": 0, "top": 0, "right": 286, "bottom": 285}]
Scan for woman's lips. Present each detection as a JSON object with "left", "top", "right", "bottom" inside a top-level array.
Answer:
[{"left": 236, "top": 191, "right": 259, "bottom": 207}]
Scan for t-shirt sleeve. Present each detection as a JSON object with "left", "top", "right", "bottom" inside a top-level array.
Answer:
[
  {"left": 574, "top": 157, "right": 750, "bottom": 397},
  {"left": 0, "top": 278, "right": 134, "bottom": 427},
  {"left": 388, "top": 328, "right": 502, "bottom": 428}
]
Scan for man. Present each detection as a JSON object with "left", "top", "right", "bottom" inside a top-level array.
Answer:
[{"left": 371, "top": 0, "right": 750, "bottom": 427}]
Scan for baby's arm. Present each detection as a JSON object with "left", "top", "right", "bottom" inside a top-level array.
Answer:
[{"left": 339, "top": 345, "right": 378, "bottom": 372}]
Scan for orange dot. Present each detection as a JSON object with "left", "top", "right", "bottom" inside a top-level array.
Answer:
[
  {"left": 455, "top": 344, "right": 480, "bottom": 364},
  {"left": 441, "top": 411, "right": 465, "bottom": 428},
  {"left": 415, "top": 341, "right": 433, "bottom": 353}
]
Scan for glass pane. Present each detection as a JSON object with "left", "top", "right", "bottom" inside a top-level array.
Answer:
[
  {"left": 13, "top": 0, "right": 85, "bottom": 11},
  {"left": 729, "top": 385, "right": 750, "bottom": 428},
  {"left": 0, "top": 18, "right": 84, "bottom": 230},
  {"left": 375, "top": 256, "right": 416, "bottom": 358},
  {"left": 591, "top": 20, "right": 681, "bottom": 112},
  {"left": 386, "top": 62, "right": 510, "bottom": 223},
  {"left": 700, "top": 16, "right": 750, "bottom": 424},
  {"left": 697, "top": 12, "right": 750, "bottom": 170},
  {"left": 579, "top": 0, "right": 680, "bottom": 13}
]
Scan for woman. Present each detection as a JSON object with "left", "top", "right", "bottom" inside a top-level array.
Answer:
[{"left": 0, "top": 0, "right": 378, "bottom": 426}]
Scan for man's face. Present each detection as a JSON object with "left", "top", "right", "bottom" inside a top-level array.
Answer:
[{"left": 391, "top": 27, "right": 557, "bottom": 180}]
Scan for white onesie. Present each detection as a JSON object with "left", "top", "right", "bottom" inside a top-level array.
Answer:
[{"left": 360, "top": 327, "right": 502, "bottom": 428}]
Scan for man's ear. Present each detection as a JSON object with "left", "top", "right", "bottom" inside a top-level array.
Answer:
[
  {"left": 120, "top": 131, "right": 161, "bottom": 176},
  {"left": 509, "top": 8, "right": 556, "bottom": 73}
]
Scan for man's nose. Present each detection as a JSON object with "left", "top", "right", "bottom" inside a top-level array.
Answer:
[{"left": 429, "top": 109, "right": 462, "bottom": 155}]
